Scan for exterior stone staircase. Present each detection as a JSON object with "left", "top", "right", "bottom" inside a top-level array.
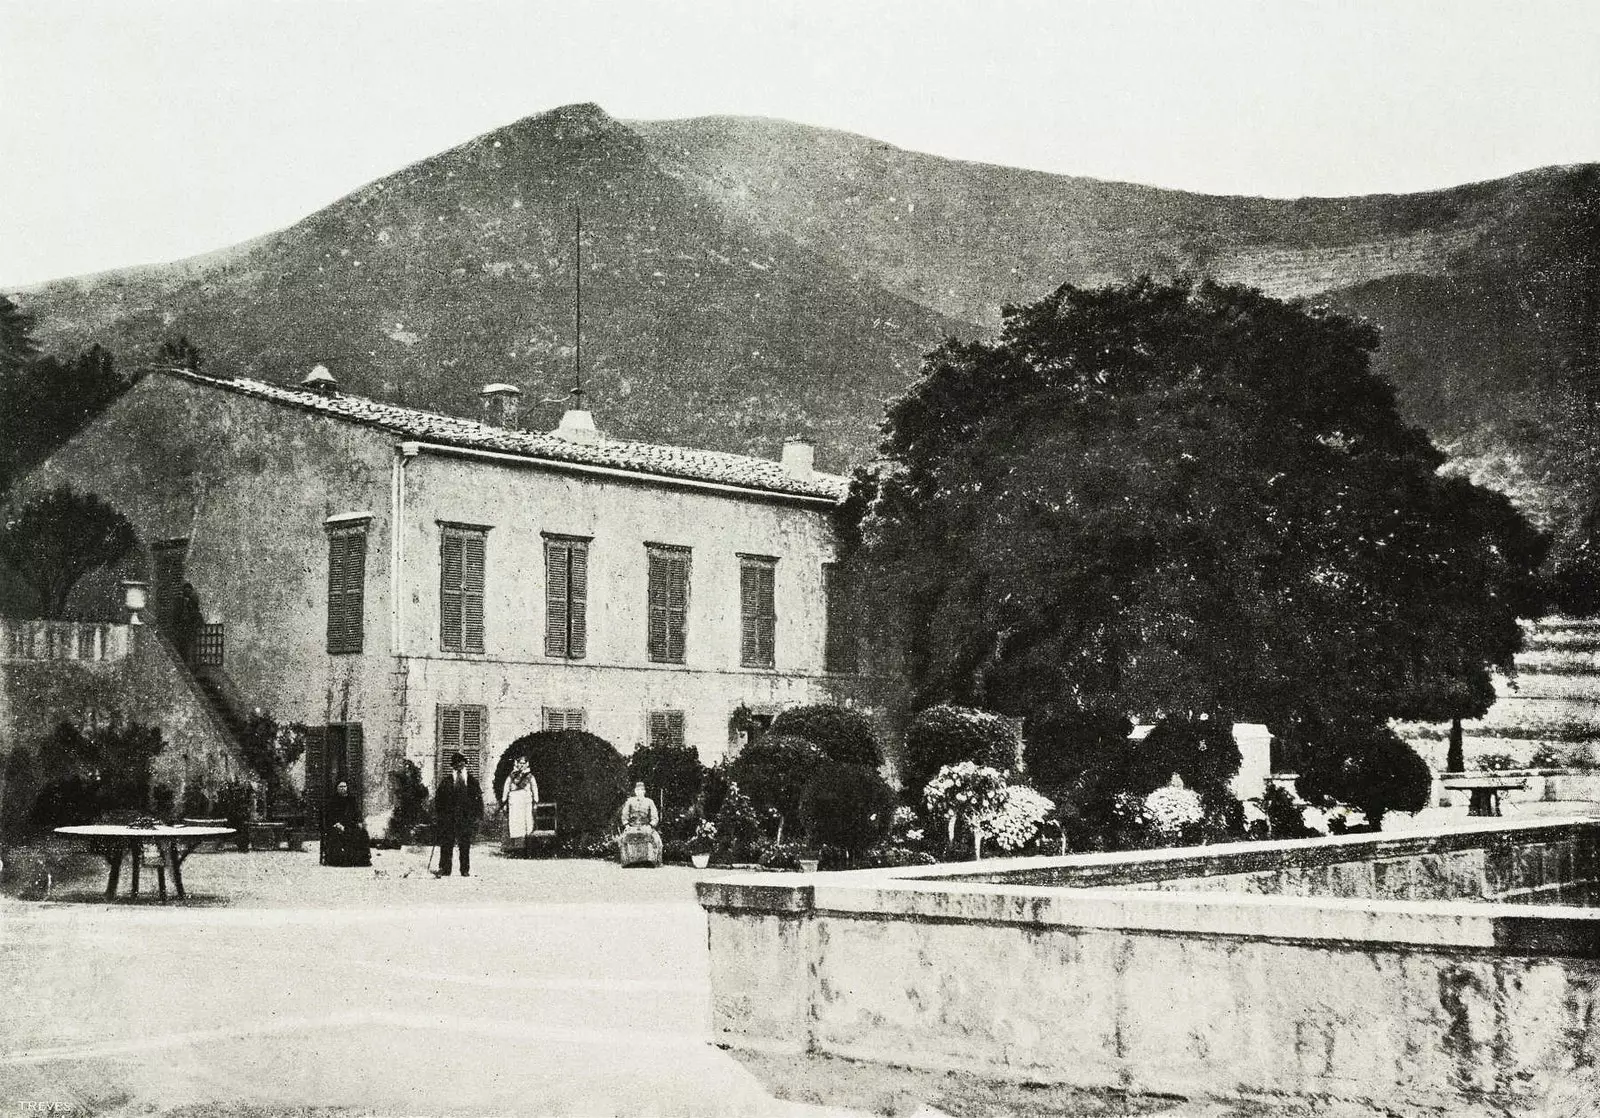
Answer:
[{"left": 1398, "top": 618, "right": 1600, "bottom": 811}]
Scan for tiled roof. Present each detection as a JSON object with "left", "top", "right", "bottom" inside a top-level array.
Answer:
[{"left": 158, "top": 369, "right": 848, "bottom": 502}]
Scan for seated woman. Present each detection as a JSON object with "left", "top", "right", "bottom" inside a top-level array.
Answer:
[
  {"left": 320, "top": 780, "right": 371, "bottom": 867},
  {"left": 618, "top": 782, "right": 662, "bottom": 867}
]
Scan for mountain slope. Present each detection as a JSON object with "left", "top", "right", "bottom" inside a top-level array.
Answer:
[
  {"left": 13, "top": 105, "right": 1599, "bottom": 538},
  {"left": 17, "top": 104, "right": 969, "bottom": 470}
]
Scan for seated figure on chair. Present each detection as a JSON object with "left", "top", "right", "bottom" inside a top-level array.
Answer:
[
  {"left": 618, "top": 782, "right": 662, "bottom": 867},
  {"left": 321, "top": 780, "right": 372, "bottom": 867}
]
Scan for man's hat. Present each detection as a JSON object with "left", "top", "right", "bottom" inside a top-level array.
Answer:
[{"left": 450, "top": 751, "right": 467, "bottom": 766}]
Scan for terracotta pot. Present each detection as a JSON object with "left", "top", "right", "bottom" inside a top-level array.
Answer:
[
  {"left": 798, "top": 858, "right": 820, "bottom": 874},
  {"left": 691, "top": 852, "right": 711, "bottom": 869}
]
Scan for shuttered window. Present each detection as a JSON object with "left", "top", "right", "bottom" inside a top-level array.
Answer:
[
  {"left": 542, "top": 707, "right": 587, "bottom": 732},
  {"left": 544, "top": 536, "right": 589, "bottom": 659},
  {"left": 440, "top": 524, "right": 488, "bottom": 653},
  {"left": 305, "top": 722, "right": 364, "bottom": 822},
  {"left": 647, "top": 710, "right": 685, "bottom": 751},
  {"left": 646, "top": 545, "right": 690, "bottom": 664},
  {"left": 823, "top": 562, "right": 858, "bottom": 673},
  {"left": 739, "top": 556, "right": 777, "bottom": 668},
  {"left": 436, "top": 704, "right": 486, "bottom": 785},
  {"left": 326, "top": 522, "right": 368, "bottom": 654}
]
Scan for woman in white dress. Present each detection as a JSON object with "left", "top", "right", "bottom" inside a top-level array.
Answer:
[{"left": 502, "top": 757, "right": 538, "bottom": 857}]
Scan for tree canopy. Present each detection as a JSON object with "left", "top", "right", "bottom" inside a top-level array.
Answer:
[
  {"left": 847, "top": 277, "right": 1548, "bottom": 748},
  {"left": 0, "top": 487, "right": 138, "bottom": 618}
]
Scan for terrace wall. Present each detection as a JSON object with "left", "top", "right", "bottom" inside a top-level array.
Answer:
[{"left": 700, "top": 820, "right": 1600, "bottom": 1112}]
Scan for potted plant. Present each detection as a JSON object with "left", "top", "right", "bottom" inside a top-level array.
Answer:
[{"left": 688, "top": 820, "right": 717, "bottom": 869}]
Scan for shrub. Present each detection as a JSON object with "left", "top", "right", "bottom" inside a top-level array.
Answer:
[
  {"left": 493, "top": 731, "right": 629, "bottom": 844},
  {"left": 1260, "top": 784, "right": 1314, "bottom": 838},
  {"left": 386, "top": 759, "right": 430, "bottom": 843},
  {"left": 713, "top": 781, "right": 763, "bottom": 860},
  {"left": 973, "top": 784, "right": 1055, "bottom": 853},
  {"left": 178, "top": 784, "right": 213, "bottom": 819},
  {"left": 1296, "top": 724, "right": 1433, "bottom": 829},
  {"left": 1476, "top": 752, "right": 1521, "bottom": 772},
  {"left": 1021, "top": 709, "right": 1135, "bottom": 791},
  {"left": 727, "top": 734, "right": 828, "bottom": 843},
  {"left": 757, "top": 841, "right": 805, "bottom": 871},
  {"left": 799, "top": 763, "right": 897, "bottom": 857},
  {"left": 771, "top": 704, "right": 882, "bottom": 768},
  {"left": 626, "top": 740, "right": 705, "bottom": 822},
  {"left": 661, "top": 838, "right": 693, "bottom": 866},
  {"left": 700, "top": 762, "right": 732, "bottom": 822},
  {"left": 25, "top": 720, "right": 169, "bottom": 831},
  {"left": 237, "top": 710, "right": 308, "bottom": 813},
  {"left": 903, "top": 705, "right": 1021, "bottom": 792}
]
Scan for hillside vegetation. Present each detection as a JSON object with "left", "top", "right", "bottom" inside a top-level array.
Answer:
[{"left": 12, "top": 103, "right": 1599, "bottom": 540}]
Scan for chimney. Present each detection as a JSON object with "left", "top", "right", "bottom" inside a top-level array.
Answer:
[
  {"left": 782, "top": 437, "right": 815, "bottom": 481},
  {"left": 479, "top": 383, "right": 523, "bottom": 429},
  {"left": 301, "top": 365, "right": 338, "bottom": 395},
  {"left": 553, "top": 408, "right": 600, "bottom": 445}
]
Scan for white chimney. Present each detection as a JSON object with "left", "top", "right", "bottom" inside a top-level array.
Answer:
[
  {"left": 479, "top": 383, "right": 523, "bottom": 429},
  {"left": 301, "top": 365, "right": 338, "bottom": 394},
  {"left": 782, "top": 437, "right": 815, "bottom": 481},
  {"left": 553, "top": 409, "right": 600, "bottom": 445}
]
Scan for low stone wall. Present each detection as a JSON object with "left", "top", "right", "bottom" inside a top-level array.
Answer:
[{"left": 699, "top": 819, "right": 1600, "bottom": 1112}]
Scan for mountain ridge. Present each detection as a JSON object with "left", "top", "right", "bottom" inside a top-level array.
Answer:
[{"left": 12, "top": 102, "right": 1598, "bottom": 537}]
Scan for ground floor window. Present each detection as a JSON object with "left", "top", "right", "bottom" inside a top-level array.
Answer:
[
  {"left": 543, "top": 706, "right": 587, "bottom": 733},
  {"left": 436, "top": 704, "right": 486, "bottom": 784},
  {"left": 647, "top": 710, "right": 685, "bottom": 750}
]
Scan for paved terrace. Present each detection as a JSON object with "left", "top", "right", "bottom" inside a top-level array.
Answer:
[{"left": 0, "top": 842, "right": 1542, "bottom": 1117}]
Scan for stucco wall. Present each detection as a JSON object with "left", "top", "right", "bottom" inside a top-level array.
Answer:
[
  {"left": 699, "top": 820, "right": 1600, "bottom": 1111},
  {"left": 15, "top": 374, "right": 860, "bottom": 814},
  {"left": 15, "top": 375, "right": 400, "bottom": 738}
]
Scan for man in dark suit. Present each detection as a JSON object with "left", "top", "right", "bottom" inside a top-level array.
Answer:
[{"left": 434, "top": 752, "right": 483, "bottom": 877}]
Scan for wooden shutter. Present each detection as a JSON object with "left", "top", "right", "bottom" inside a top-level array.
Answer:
[
  {"left": 647, "top": 547, "right": 689, "bottom": 664},
  {"left": 440, "top": 533, "right": 464, "bottom": 651},
  {"left": 344, "top": 723, "right": 365, "bottom": 805},
  {"left": 824, "top": 563, "right": 857, "bottom": 672},
  {"left": 545, "top": 540, "right": 570, "bottom": 658},
  {"left": 740, "top": 559, "right": 776, "bottom": 667},
  {"left": 304, "top": 725, "right": 327, "bottom": 825},
  {"left": 545, "top": 539, "right": 588, "bottom": 660},
  {"left": 436, "top": 704, "right": 462, "bottom": 784},
  {"left": 567, "top": 544, "right": 587, "bottom": 659},
  {"left": 327, "top": 528, "right": 367, "bottom": 654},
  {"left": 460, "top": 706, "right": 483, "bottom": 782},
  {"left": 462, "top": 532, "right": 486, "bottom": 653},
  {"left": 648, "top": 710, "right": 684, "bottom": 750}
]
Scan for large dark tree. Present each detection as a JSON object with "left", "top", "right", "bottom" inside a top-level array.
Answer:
[
  {"left": 0, "top": 487, "right": 137, "bottom": 617},
  {"left": 849, "top": 277, "right": 1548, "bottom": 770}
]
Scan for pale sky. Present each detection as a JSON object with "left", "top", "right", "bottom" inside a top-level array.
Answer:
[{"left": 3, "top": 0, "right": 1598, "bottom": 287}]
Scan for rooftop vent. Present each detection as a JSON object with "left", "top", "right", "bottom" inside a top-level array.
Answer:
[
  {"left": 553, "top": 409, "right": 600, "bottom": 445},
  {"left": 479, "top": 382, "right": 523, "bottom": 429},
  {"left": 782, "top": 437, "right": 815, "bottom": 482},
  {"left": 301, "top": 365, "right": 338, "bottom": 395}
]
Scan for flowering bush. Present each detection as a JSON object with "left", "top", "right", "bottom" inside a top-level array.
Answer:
[
  {"left": 923, "top": 762, "right": 1007, "bottom": 820},
  {"left": 1143, "top": 779, "right": 1204, "bottom": 841},
  {"left": 972, "top": 785, "right": 1055, "bottom": 852},
  {"left": 889, "top": 804, "right": 925, "bottom": 845},
  {"left": 689, "top": 820, "right": 717, "bottom": 854}
]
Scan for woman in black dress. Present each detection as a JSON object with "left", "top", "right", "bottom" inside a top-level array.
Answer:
[{"left": 321, "top": 780, "right": 371, "bottom": 867}]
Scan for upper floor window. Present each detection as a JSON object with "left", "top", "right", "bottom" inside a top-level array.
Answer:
[
  {"left": 823, "top": 562, "right": 858, "bottom": 673},
  {"left": 325, "top": 517, "right": 369, "bottom": 655},
  {"left": 544, "top": 535, "right": 590, "bottom": 660},
  {"left": 646, "top": 544, "right": 690, "bottom": 664},
  {"left": 439, "top": 523, "right": 488, "bottom": 653},
  {"left": 739, "top": 555, "right": 777, "bottom": 668}
]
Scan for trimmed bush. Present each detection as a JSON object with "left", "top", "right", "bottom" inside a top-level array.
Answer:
[
  {"left": 386, "top": 759, "right": 430, "bottom": 843},
  {"left": 771, "top": 704, "right": 882, "bottom": 768},
  {"left": 713, "top": 781, "right": 763, "bottom": 860},
  {"left": 727, "top": 734, "right": 828, "bottom": 843},
  {"left": 627, "top": 740, "right": 705, "bottom": 822},
  {"left": 1296, "top": 724, "right": 1432, "bottom": 829},
  {"left": 799, "top": 763, "right": 897, "bottom": 857},
  {"left": 1021, "top": 709, "right": 1134, "bottom": 791},
  {"left": 493, "top": 730, "right": 629, "bottom": 844},
  {"left": 904, "top": 705, "right": 1021, "bottom": 792}
]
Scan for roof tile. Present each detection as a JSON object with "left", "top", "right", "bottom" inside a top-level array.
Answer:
[{"left": 161, "top": 369, "right": 848, "bottom": 502}]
